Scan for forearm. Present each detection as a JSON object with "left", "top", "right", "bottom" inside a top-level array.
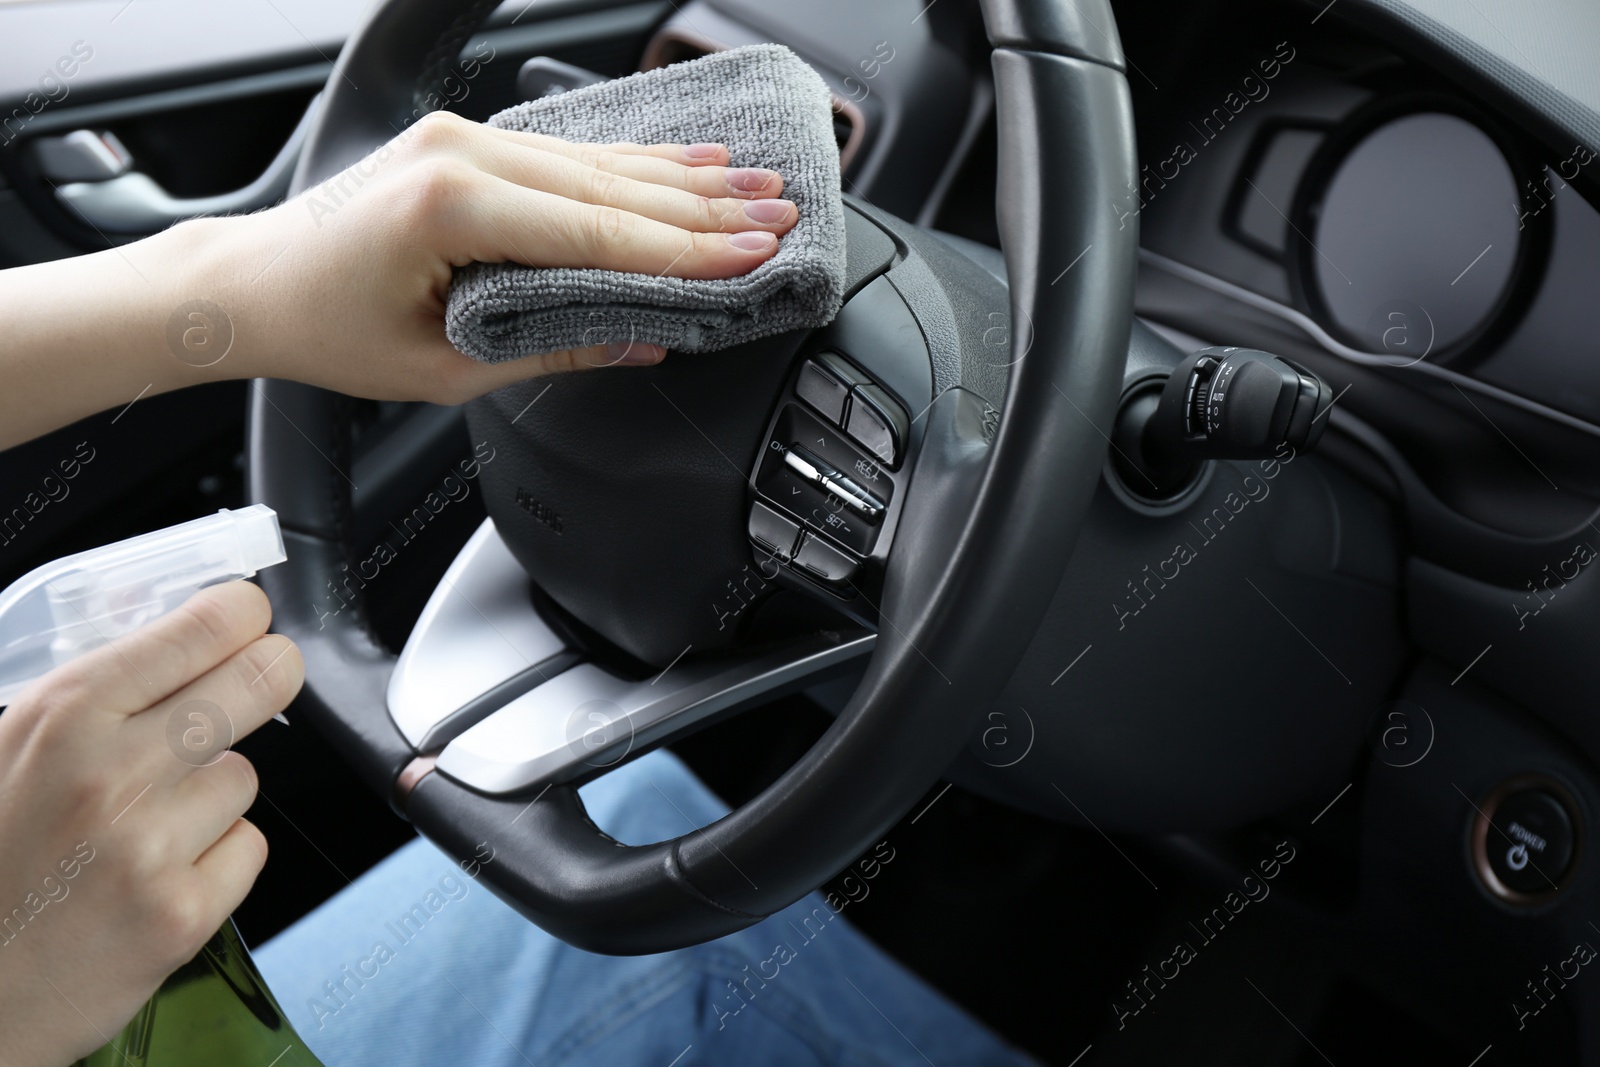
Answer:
[{"left": 0, "top": 218, "right": 242, "bottom": 450}]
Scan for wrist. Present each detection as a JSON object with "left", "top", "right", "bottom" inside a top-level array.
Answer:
[{"left": 145, "top": 214, "right": 259, "bottom": 386}]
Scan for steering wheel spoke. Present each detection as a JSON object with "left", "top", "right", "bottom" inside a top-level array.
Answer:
[
  {"left": 386, "top": 519, "right": 576, "bottom": 752},
  {"left": 388, "top": 516, "right": 873, "bottom": 796},
  {"left": 433, "top": 627, "right": 873, "bottom": 796}
]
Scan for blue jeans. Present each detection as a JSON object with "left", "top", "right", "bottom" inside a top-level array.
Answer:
[{"left": 256, "top": 750, "right": 1034, "bottom": 1066}]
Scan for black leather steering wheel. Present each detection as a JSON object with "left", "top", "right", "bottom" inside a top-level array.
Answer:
[{"left": 249, "top": 0, "right": 1135, "bottom": 954}]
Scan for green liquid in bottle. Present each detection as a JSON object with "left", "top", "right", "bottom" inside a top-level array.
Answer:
[{"left": 75, "top": 919, "right": 324, "bottom": 1067}]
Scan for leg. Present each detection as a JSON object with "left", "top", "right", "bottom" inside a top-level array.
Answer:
[{"left": 256, "top": 751, "right": 1035, "bottom": 1066}]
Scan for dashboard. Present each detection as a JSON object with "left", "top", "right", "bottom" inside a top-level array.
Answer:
[{"left": 1102, "top": 1, "right": 1600, "bottom": 750}]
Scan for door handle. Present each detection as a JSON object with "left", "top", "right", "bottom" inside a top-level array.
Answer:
[{"left": 54, "top": 95, "right": 319, "bottom": 235}]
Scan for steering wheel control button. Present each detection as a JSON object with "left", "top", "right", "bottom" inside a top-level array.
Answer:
[
  {"left": 753, "top": 397, "right": 898, "bottom": 558},
  {"left": 782, "top": 446, "right": 884, "bottom": 519},
  {"left": 796, "top": 359, "right": 852, "bottom": 425},
  {"left": 758, "top": 470, "right": 878, "bottom": 554},
  {"left": 748, "top": 501, "right": 801, "bottom": 562},
  {"left": 1486, "top": 788, "right": 1576, "bottom": 895},
  {"left": 845, "top": 385, "right": 908, "bottom": 467},
  {"left": 793, "top": 532, "right": 859, "bottom": 585}
]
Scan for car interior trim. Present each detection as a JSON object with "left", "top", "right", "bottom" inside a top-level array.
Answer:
[
  {"left": 55, "top": 93, "right": 319, "bottom": 233},
  {"left": 386, "top": 518, "right": 571, "bottom": 749}
]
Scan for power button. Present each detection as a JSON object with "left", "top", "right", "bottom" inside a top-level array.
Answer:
[{"left": 1473, "top": 777, "right": 1581, "bottom": 903}]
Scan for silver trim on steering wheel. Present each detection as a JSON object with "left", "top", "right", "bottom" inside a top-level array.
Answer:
[
  {"left": 391, "top": 519, "right": 877, "bottom": 795},
  {"left": 387, "top": 520, "right": 567, "bottom": 748},
  {"left": 435, "top": 629, "right": 876, "bottom": 795}
]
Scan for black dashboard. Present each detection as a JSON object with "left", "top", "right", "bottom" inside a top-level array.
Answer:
[{"left": 1105, "top": 1, "right": 1600, "bottom": 744}]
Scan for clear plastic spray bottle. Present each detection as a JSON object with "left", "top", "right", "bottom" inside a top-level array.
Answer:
[{"left": 0, "top": 506, "right": 325, "bottom": 1066}]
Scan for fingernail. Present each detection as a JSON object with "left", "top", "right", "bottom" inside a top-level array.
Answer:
[
  {"left": 743, "top": 199, "right": 794, "bottom": 224},
  {"left": 727, "top": 231, "right": 778, "bottom": 252},
  {"left": 685, "top": 143, "right": 724, "bottom": 159},
  {"left": 607, "top": 341, "right": 666, "bottom": 366},
  {"left": 726, "top": 168, "right": 778, "bottom": 192}
]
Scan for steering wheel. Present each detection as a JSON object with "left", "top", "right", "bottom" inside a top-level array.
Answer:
[{"left": 249, "top": 0, "right": 1135, "bottom": 954}]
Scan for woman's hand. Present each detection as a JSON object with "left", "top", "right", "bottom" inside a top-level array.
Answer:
[
  {"left": 0, "top": 582, "right": 301, "bottom": 1067},
  {"left": 0, "top": 115, "right": 796, "bottom": 448},
  {"left": 217, "top": 112, "right": 797, "bottom": 403}
]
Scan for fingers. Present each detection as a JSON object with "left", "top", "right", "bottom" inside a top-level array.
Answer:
[
  {"left": 488, "top": 130, "right": 734, "bottom": 169},
  {"left": 545, "top": 142, "right": 786, "bottom": 201},
  {"left": 470, "top": 139, "right": 797, "bottom": 236},
  {"left": 163, "top": 751, "right": 259, "bottom": 861},
  {"left": 465, "top": 175, "right": 780, "bottom": 280},
  {"left": 480, "top": 129, "right": 786, "bottom": 200},
  {"left": 583, "top": 153, "right": 786, "bottom": 202},
  {"left": 41, "top": 582, "right": 273, "bottom": 718},
  {"left": 429, "top": 117, "right": 783, "bottom": 200},
  {"left": 191, "top": 817, "right": 268, "bottom": 915},
  {"left": 394, "top": 116, "right": 788, "bottom": 279},
  {"left": 130, "top": 633, "right": 303, "bottom": 777}
]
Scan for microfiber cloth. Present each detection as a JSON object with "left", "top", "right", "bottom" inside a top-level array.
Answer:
[{"left": 445, "top": 45, "right": 847, "bottom": 362}]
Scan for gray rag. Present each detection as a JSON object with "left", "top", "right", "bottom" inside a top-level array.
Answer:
[{"left": 444, "top": 45, "right": 847, "bottom": 363}]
